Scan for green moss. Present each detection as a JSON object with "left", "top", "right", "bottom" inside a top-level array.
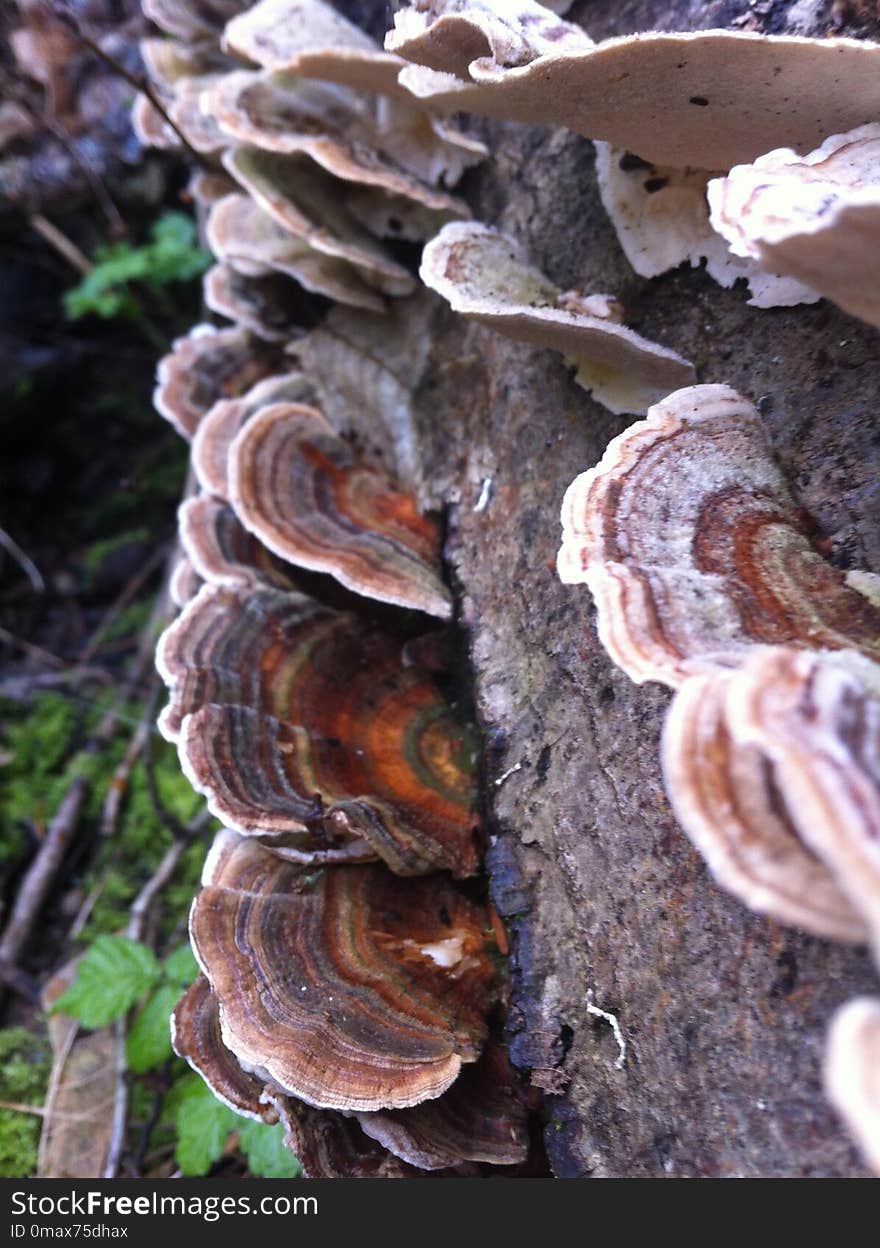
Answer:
[
  {"left": 0, "top": 694, "right": 83, "bottom": 861},
  {"left": 0, "top": 1027, "right": 50, "bottom": 1178},
  {"left": 81, "top": 529, "right": 151, "bottom": 584}
]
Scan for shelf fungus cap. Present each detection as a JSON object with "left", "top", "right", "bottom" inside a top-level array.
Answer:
[
  {"left": 386, "top": 0, "right": 592, "bottom": 81},
  {"left": 203, "top": 263, "right": 312, "bottom": 342},
  {"left": 268, "top": 1097, "right": 420, "bottom": 1178},
  {"left": 192, "top": 371, "right": 320, "bottom": 500},
  {"left": 420, "top": 222, "right": 693, "bottom": 415},
  {"left": 206, "top": 193, "right": 386, "bottom": 312},
  {"left": 661, "top": 662, "right": 869, "bottom": 943},
  {"left": 707, "top": 124, "right": 880, "bottom": 330},
  {"left": 171, "top": 976, "right": 276, "bottom": 1122},
  {"left": 725, "top": 646, "right": 880, "bottom": 945},
  {"left": 178, "top": 495, "right": 296, "bottom": 591},
  {"left": 221, "top": 146, "right": 417, "bottom": 298},
  {"left": 354, "top": 1043, "right": 528, "bottom": 1170},
  {"left": 825, "top": 997, "right": 880, "bottom": 1176},
  {"left": 156, "top": 584, "right": 479, "bottom": 876},
  {"left": 228, "top": 401, "right": 452, "bottom": 616},
  {"left": 190, "top": 830, "right": 498, "bottom": 1111},
  {"left": 154, "top": 324, "right": 281, "bottom": 440},
  {"left": 223, "top": 0, "right": 405, "bottom": 96},
  {"left": 557, "top": 384, "right": 880, "bottom": 687},
  {"left": 593, "top": 143, "right": 818, "bottom": 309},
  {"left": 207, "top": 73, "right": 472, "bottom": 221},
  {"left": 394, "top": 29, "right": 880, "bottom": 171}
]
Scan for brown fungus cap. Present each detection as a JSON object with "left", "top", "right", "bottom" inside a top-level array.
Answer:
[
  {"left": 223, "top": 0, "right": 406, "bottom": 97},
  {"left": 354, "top": 1043, "right": 529, "bottom": 1170},
  {"left": 420, "top": 222, "right": 693, "bottom": 415},
  {"left": 557, "top": 384, "right": 880, "bottom": 687},
  {"left": 268, "top": 1096, "right": 422, "bottom": 1178},
  {"left": 191, "top": 371, "right": 320, "bottom": 500},
  {"left": 190, "top": 830, "right": 497, "bottom": 1110},
  {"left": 386, "top": 0, "right": 592, "bottom": 80},
  {"left": 394, "top": 28, "right": 880, "bottom": 171},
  {"left": 139, "top": 37, "right": 235, "bottom": 92},
  {"left": 206, "top": 193, "right": 387, "bottom": 312},
  {"left": 177, "top": 494, "right": 296, "bottom": 591},
  {"left": 593, "top": 142, "right": 818, "bottom": 309},
  {"left": 228, "top": 401, "right": 452, "bottom": 616},
  {"left": 221, "top": 147, "right": 417, "bottom": 297},
  {"left": 171, "top": 975, "right": 276, "bottom": 1122},
  {"left": 661, "top": 660, "right": 869, "bottom": 943},
  {"left": 708, "top": 124, "right": 880, "bottom": 330},
  {"left": 825, "top": 997, "right": 880, "bottom": 1176},
  {"left": 154, "top": 324, "right": 282, "bottom": 440},
  {"left": 169, "top": 556, "right": 203, "bottom": 608},
  {"left": 203, "top": 262, "right": 312, "bottom": 342},
  {"left": 156, "top": 584, "right": 480, "bottom": 876}
]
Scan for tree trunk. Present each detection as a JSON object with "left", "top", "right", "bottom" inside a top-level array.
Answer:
[{"left": 346, "top": 0, "right": 880, "bottom": 1176}]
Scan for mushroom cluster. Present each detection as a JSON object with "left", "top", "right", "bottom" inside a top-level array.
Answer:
[
  {"left": 387, "top": 3, "right": 880, "bottom": 324},
  {"left": 138, "top": 0, "right": 536, "bottom": 1177}
]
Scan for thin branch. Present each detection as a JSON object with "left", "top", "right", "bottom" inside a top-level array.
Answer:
[
  {"left": 28, "top": 214, "right": 92, "bottom": 276},
  {"left": 0, "top": 778, "right": 89, "bottom": 998},
  {"left": 0, "top": 528, "right": 45, "bottom": 593}
]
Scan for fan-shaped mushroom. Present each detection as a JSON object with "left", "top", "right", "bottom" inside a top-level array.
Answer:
[
  {"left": 191, "top": 830, "right": 497, "bottom": 1109},
  {"left": 420, "top": 221, "right": 694, "bottom": 416},
  {"left": 558, "top": 385, "right": 880, "bottom": 687}
]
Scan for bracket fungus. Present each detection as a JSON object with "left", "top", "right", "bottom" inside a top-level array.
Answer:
[
  {"left": 177, "top": 494, "right": 296, "bottom": 590},
  {"left": 825, "top": 997, "right": 880, "bottom": 1176},
  {"left": 157, "top": 583, "right": 479, "bottom": 876},
  {"left": 171, "top": 975, "right": 276, "bottom": 1122},
  {"left": 191, "top": 371, "right": 320, "bottom": 500},
  {"left": 707, "top": 124, "right": 880, "bottom": 330},
  {"left": 220, "top": 147, "right": 419, "bottom": 297},
  {"left": 661, "top": 657, "right": 870, "bottom": 943},
  {"left": 593, "top": 143, "right": 818, "bottom": 309},
  {"left": 385, "top": 0, "right": 592, "bottom": 80},
  {"left": 557, "top": 384, "right": 880, "bottom": 687},
  {"left": 391, "top": 21, "right": 880, "bottom": 172},
  {"left": 206, "top": 193, "right": 387, "bottom": 311},
  {"left": 420, "top": 222, "right": 694, "bottom": 415},
  {"left": 154, "top": 324, "right": 282, "bottom": 440},
  {"left": 203, "top": 262, "right": 313, "bottom": 341},
  {"left": 190, "top": 830, "right": 497, "bottom": 1110},
  {"left": 228, "top": 401, "right": 452, "bottom": 616}
]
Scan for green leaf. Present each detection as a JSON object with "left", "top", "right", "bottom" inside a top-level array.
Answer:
[
  {"left": 53, "top": 936, "right": 161, "bottom": 1029},
  {"left": 162, "top": 944, "right": 199, "bottom": 988},
  {"left": 237, "top": 1119, "right": 301, "bottom": 1178},
  {"left": 173, "top": 1075, "right": 236, "bottom": 1177},
  {"left": 126, "top": 984, "right": 179, "bottom": 1074}
]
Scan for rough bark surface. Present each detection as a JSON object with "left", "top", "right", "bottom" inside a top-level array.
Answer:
[{"left": 343, "top": 0, "right": 880, "bottom": 1176}]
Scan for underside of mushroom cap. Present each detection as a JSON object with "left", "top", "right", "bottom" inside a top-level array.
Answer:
[
  {"left": 557, "top": 384, "right": 880, "bottom": 687},
  {"left": 707, "top": 124, "right": 880, "bottom": 329},
  {"left": 593, "top": 141, "right": 819, "bottom": 309},
  {"left": 420, "top": 221, "right": 694, "bottom": 415},
  {"left": 190, "top": 830, "right": 497, "bottom": 1111}
]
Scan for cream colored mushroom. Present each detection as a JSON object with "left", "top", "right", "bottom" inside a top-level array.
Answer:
[
  {"left": 420, "top": 221, "right": 694, "bottom": 415},
  {"left": 707, "top": 124, "right": 880, "bottom": 329}
]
